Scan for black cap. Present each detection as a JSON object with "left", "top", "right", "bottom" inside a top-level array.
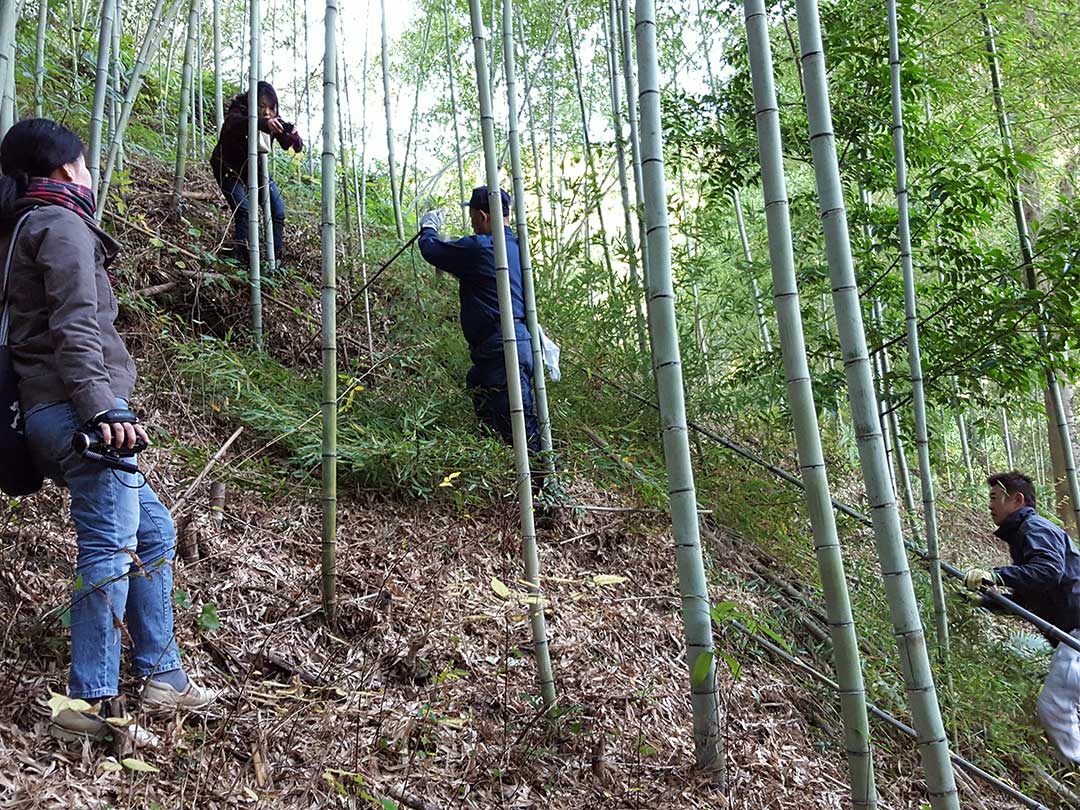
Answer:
[{"left": 462, "top": 186, "right": 511, "bottom": 216}]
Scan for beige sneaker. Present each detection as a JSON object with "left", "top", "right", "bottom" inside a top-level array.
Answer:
[{"left": 142, "top": 678, "right": 217, "bottom": 713}]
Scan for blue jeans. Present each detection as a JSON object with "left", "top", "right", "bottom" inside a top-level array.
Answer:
[
  {"left": 220, "top": 174, "right": 285, "bottom": 257},
  {"left": 24, "top": 399, "right": 181, "bottom": 700}
]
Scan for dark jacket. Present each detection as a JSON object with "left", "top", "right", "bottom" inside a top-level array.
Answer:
[
  {"left": 5, "top": 201, "right": 133, "bottom": 422},
  {"left": 210, "top": 93, "right": 303, "bottom": 184},
  {"left": 417, "top": 225, "right": 533, "bottom": 386},
  {"left": 993, "top": 506, "right": 1080, "bottom": 638}
]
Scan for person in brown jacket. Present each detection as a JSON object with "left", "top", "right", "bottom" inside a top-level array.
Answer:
[
  {"left": 3, "top": 119, "right": 214, "bottom": 744},
  {"left": 210, "top": 81, "right": 303, "bottom": 261}
]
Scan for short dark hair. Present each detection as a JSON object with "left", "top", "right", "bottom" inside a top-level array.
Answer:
[
  {"left": 987, "top": 471, "right": 1036, "bottom": 507},
  {"left": 0, "top": 118, "right": 86, "bottom": 217}
]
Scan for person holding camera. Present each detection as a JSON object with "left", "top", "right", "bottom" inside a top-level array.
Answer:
[{"left": 1, "top": 119, "right": 213, "bottom": 743}]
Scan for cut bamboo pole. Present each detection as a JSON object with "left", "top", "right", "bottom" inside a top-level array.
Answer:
[
  {"left": 743, "top": 1, "right": 877, "bottom": 800},
  {"left": 89, "top": 0, "right": 117, "bottom": 197},
  {"left": 887, "top": 0, "right": 949, "bottom": 664},
  {"left": 502, "top": 0, "right": 553, "bottom": 464},
  {"left": 636, "top": 0, "right": 721, "bottom": 774},
  {"left": 792, "top": 0, "right": 959, "bottom": 804},
  {"left": 468, "top": 0, "right": 556, "bottom": 709}
]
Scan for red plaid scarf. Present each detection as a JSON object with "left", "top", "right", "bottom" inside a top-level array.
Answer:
[{"left": 24, "top": 177, "right": 97, "bottom": 223}]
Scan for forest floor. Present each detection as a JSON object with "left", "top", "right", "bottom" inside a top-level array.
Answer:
[{"left": 0, "top": 159, "right": 1034, "bottom": 809}]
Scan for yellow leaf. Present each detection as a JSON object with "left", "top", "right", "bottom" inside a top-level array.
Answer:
[
  {"left": 592, "top": 574, "right": 627, "bottom": 587},
  {"left": 491, "top": 577, "right": 511, "bottom": 598},
  {"left": 48, "top": 692, "right": 93, "bottom": 718},
  {"left": 105, "top": 715, "right": 132, "bottom": 728},
  {"left": 121, "top": 758, "right": 159, "bottom": 773},
  {"left": 99, "top": 759, "right": 123, "bottom": 773},
  {"left": 438, "top": 471, "right": 462, "bottom": 488}
]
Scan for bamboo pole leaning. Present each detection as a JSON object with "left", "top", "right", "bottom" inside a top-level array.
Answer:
[
  {"left": 171, "top": 0, "right": 198, "bottom": 213},
  {"left": 605, "top": 0, "right": 647, "bottom": 361},
  {"left": 467, "top": 0, "right": 556, "bottom": 709},
  {"left": 320, "top": 0, "right": 339, "bottom": 624},
  {"left": 502, "top": 0, "right": 553, "bottom": 465},
  {"left": 743, "top": 2, "right": 876, "bottom": 802},
  {"left": 635, "top": 0, "right": 722, "bottom": 775},
  {"left": 380, "top": 0, "right": 404, "bottom": 239},
  {"left": 792, "top": 0, "right": 959, "bottom": 805},
  {"left": 88, "top": 0, "right": 116, "bottom": 197},
  {"left": 886, "top": 0, "right": 949, "bottom": 664},
  {"left": 246, "top": 0, "right": 263, "bottom": 348},
  {"left": 33, "top": 0, "right": 46, "bottom": 117},
  {"left": 981, "top": 3, "right": 1080, "bottom": 535}
]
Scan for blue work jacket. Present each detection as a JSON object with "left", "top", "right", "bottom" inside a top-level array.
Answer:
[
  {"left": 994, "top": 506, "right": 1080, "bottom": 637},
  {"left": 418, "top": 226, "right": 533, "bottom": 382}
]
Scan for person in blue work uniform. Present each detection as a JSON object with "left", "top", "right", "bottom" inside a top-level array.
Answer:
[
  {"left": 417, "top": 186, "right": 541, "bottom": 454},
  {"left": 963, "top": 470, "right": 1080, "bottom": 764}
]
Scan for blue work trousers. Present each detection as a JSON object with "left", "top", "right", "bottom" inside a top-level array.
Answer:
[{"left": 220, "top": 175, "right": 285, "bottom": 258}]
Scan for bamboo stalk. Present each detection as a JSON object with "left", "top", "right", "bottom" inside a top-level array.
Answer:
[
  {"left": 442, "top": 0, "right": 467, "bottom": 230},
  {"left": 110, "top": 0, "right": 124, "bottom": 174},
  {"left": 606, "top": 0, "right": 646, "bottom": 361},
  {"left": 743, "top": 1, "right": 876, "bottom": 801},
  {"left": 981, "top": 3, "right": 1080, "bottom": 534},
  {"left": 635, "top": 0, "right": 721, "bottom": 774},
  {"left": 171, "top": 0, "right": 198, "bottom": 212},
  {"left": 502, "top": 0, "right": 553, "bottom": 464},
  {"left": 0, "top": 0, "right": 16, "bottom": 137},
  {"left": 88, "top": 0, "right": 117, "bottom": 197},
  {"left": 321, "top": 0, "right": 339, "bottom": 624},
  {"left": 380, "top": 0, "right": 404, "bottom": 239},
  {"left": 887, "top": 0, "right": 949, "bottom": 667},
  {"left": 212, "top": 0, "right": 222, "bottom": 128},
  {"left": 792, "top": 0, "right": 959, "bottom": 804},
  {"left": 619, "top": 0, "right": 649, "bottom": 291},
  {"left": 468, "top": 0, "right": 556, "bottom": 709},
  {"left": 246, "top": 0, "right": 263, "bottom": 348},
  {"left": 259, "top": 151, "right": 277, "bottom": 274},
  {"left": 33, "top": 0, "right": 46, "bottom": 117}
]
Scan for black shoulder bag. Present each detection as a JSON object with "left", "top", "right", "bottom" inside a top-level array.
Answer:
[{"left": 0, "top": 210, "right": 44, "bottom": 496}]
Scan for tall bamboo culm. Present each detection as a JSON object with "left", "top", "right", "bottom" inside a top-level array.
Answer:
[
  {"left": 97, "top": 0, "right": 183, "bottom": 217},
  {"left": 320, "top": 0, "right": 339, "bottom": 623},
  {"left": 0, "top": 0, "right": 16, "bottom": 137},
  {"left": 792, "top": 1, "right": 959, "bottom": 805},
  {"left": 981, "top": 3, "right": 1080, "bottom": 534},
  {"left": 606, "top": 0, "right": 647, "bottom": 361},
  {"left": 467, "top": 0, "right": 556, "bottom": 709},
  {"left": 380, "top": 0, "right": 404, "bottom": 240},
  {"left": 887, "top": 0, "right": 949, "bottom": 662},
  {"left": 172, "top": 0, "right": 198, "bottom": 212},
  {"left": 212, "top": 0, "right": 222, "bottom": 128},
  {"left": 442, "top": 0, "right": 467, "bottom": 230},
  {"left": 246, "top": 0, "right": 263, "bottom": 347},
  {"left": 502, "top": 0, "right": 553, "bottom": 464},
  {"left": 88, "top": 0, "right": 116, "bottom": 197},
  {"left": 635, "top": 0, "right": 721, "bottom": 774},
  {"left": 33, "top": 0, "right": 47, "bottom": 118},
  {"left": 619, "top": 0, "right": 649, "bottom": 292},
  {"left": 743, "top": 1, "right": 876, "bottom": 801}
]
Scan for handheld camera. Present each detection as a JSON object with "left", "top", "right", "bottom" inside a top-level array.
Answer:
[{"left": 71, "top": 408, "right": 146, "bottom": 474}]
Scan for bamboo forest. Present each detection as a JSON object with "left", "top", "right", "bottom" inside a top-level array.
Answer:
[{"left": 5, "top": 0, "right": 1080, "bottom": 806}]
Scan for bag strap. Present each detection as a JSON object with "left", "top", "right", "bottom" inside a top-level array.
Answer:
[{"left": 0, "top": 209, "right": 41, "bottom": 346}]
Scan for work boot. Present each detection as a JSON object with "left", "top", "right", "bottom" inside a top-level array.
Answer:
[{"left": 142, "top": 677, "right": 217, "bottom": 714}]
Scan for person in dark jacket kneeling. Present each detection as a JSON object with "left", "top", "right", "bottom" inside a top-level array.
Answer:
[
  {"left": 210, "top": 81, "right": 303, "bottom": 261},
  {"left": 963, "top": 470, "right": 1080, "bottom": 764},
  {"left": 417, "top": 186, "right": 541, "bottom": 454},
  {"left": 3, "top": 119, "right": 215, "bottom": 744}
]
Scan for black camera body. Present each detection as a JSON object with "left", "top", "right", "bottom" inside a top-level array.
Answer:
[{"left": 71, "top": 408, "right": 146, "bottom": 474}]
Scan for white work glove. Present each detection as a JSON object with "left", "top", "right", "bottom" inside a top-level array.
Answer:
[{"left": 419, "top": 209, "right": 445, "bottom": 232}]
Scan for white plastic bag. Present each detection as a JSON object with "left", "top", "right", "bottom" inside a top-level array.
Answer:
[{"left": 537, "top": 324, "right": 561, "bottom": 382}]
